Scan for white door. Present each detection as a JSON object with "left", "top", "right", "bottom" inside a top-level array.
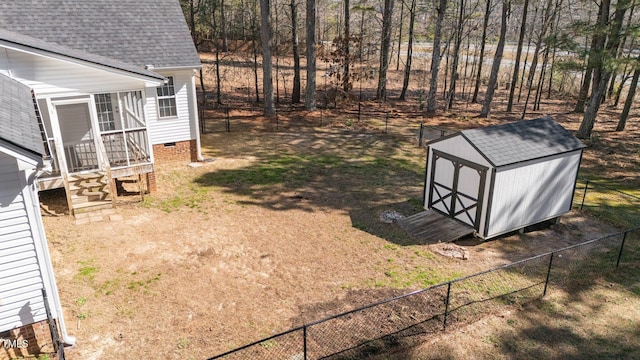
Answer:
[
  {"left": 56, "top": 103, "right": 99, "bottom": 173},
  {"left": 428, "top": 150, "right": 487, "bottom": 229}
]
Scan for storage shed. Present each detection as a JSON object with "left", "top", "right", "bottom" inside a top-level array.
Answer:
[{"left": 423, "top": 117, "right": 585, "bottom": 240}]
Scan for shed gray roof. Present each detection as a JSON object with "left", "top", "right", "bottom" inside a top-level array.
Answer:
[
  {"left": 0, "top": 0, "right": 200, "bottom": 70},
  {"left": 460, "top": 117, "right": 585, "bottom": 167},
  {"left": 0, "top": 74, "right": 45, "bottom": 156}
]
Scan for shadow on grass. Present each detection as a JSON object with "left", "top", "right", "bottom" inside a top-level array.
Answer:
[{"left": 193, "top": 144, "right": 426, "bottom": 244}]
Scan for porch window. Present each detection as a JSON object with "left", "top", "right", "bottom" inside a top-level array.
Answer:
[
  {"left": 95, "top": 93, "right": 116, "bottom": 131},
  {"left": 156, "top": 76, "right": 177, "bottom": 118}
]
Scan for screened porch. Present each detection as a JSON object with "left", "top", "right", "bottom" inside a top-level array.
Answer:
[{"left": 37, "top": 90, "right": 152, "bottom": 184}]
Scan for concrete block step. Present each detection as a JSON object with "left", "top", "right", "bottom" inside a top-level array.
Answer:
[{"left": 73, "top": 200, "right": 113, "bottom": 215}]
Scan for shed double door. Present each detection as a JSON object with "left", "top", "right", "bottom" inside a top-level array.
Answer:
[{"left": 428, "top": 151, "right": 487, "bottom": 229}]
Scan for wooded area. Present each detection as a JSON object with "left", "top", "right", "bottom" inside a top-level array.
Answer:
[{"left": 180, "top": 0, "right": 640, "bottom": 139}]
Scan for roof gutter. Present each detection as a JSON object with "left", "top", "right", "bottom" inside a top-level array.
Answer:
[
  {"left": 151, "top": 65, "right": 203, "bottom": 71},
  {"left": 27, "top": 164, "right": 76, "bottom": 348}
]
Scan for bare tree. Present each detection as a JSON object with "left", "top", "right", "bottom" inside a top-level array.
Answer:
[
  {"left": 577, "top": 0, "right": 630, "bottom": 139},
  {"left": 506, "top": 0, "right": 528, "bottom": 112},
  {"left": 290, "top": 0, "right": 301, "bottom": 103},
  {"left": 520, "top": 0, "right": 556, "bottom": 119},
  {"left": 445, "top": 0, "right": 466, "bottom": 110},
  {"left": 617, "top": 54, "right": 640, "bottom": 131},
  {"left": 305, "top": 0, "right": 317, "bottom": 110},
  {"left": 343, "top": 0, "right": 351, "bottom": 93},
  {"left": 479, "top": 0, "right": 509, "bottom": 118},
  {"left": 376, "top": 0, "right": 395, "bottom": 99},
  {"left": 471, "top": 0, "right": 491, "bottom": 103},
  {"left": 260, "top": 0, "right": 276, "bottom": 116},
  {"left": 399, "top": 0, "right": 416, "bottom": 100},
  {"left": 427, "top": 0, "right": 448, "bottom": 113},
  {"left": 221, "top": 0, "right": 229, "bottom": 51}
]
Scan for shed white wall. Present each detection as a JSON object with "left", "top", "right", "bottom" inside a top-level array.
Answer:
[
  {"left": 0, "top": 151, "right": 57, "bottom": 332},
  {"left": 424, "top": 135, "right": 493, "bottom": 231},
  {"left": 0, "top": 47, "right": 150, "bottom": 96},
  {"left": 144, "top": 69, "right": 198, "bottom": 145},
  {"left": 486, "top": 151, "right": 582, "bottom": 237}
]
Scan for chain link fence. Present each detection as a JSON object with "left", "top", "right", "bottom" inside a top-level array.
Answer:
[
  {"left": 209, "top": 227, "right": 639, "bottom": 360},
  {"left": 200, "top": 102, "right": 457, "bottom": 149}
]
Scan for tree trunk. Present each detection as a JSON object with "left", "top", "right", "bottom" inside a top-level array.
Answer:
[
  {"left": 577, "top": 0, "right": 628, "bottom": 139},
  {"left": 396, "top": 2, "right": 404, "bottom": 71},
  {"left": 221, "top": 0, "right": 229, "bottom": 52},
  {"left": 399, "top": 0, "right": 416, "bottom": 100},
  {"left": 260, "top": 0, "right": 276, "bottom": 116},
  {"left": 253, "top": 30, "right": 260, "bottom": 103},
  {"left": 479, "top": 0, "right": 508, "bottom": 118},
  {"left": 343, "top": 0, "right": 351, "bottom": 93},
  {"left": 305, "top": 0, "right": 317, "bottom": 110},
  {"left": 472, "top": 0, "right": 491, "bottom": 103},
  {"left": 617, "top": 57, "right": 640, "bottom": 131},
  {"left": 427, "top": 0, "right": 448, "bottom": 113},
  {"left": 445, "top": 0, "right": 465, "bottom": 110},
  {"left": 376, "top": 0, "right": 395, "bottom": 100},
  {"left": 506, "top": 0, "right": 528, "bottom": 112},
  {"left": 291, "top": 0, "right": 301, "bottom": 103},
  {"left": 521, "top": 0, "right": 555, "bottom": 119},
  {"left": 575, "top": 1, "right": 607, "bottom": 113}
]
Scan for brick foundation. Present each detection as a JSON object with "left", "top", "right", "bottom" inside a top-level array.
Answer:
[
  {"left": 0, "top": 320, "right": 55, "bottom": 359},
  {"left": 152, "top": 139, "right": 198, "bottom": 163},
  {"left": 146, "top": 171, "right": 157, "bottom": 193}
]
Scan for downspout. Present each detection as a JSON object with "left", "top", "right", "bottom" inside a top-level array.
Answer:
[
  {"left": 29, "top": 165, "right": 77, "bottom": 348},
  {"left": 191, "top": 68, "right": 204, "bottom": 161}
]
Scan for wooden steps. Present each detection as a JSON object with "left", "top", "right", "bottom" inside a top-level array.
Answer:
[
  {"left": 65, "top": 171, "right": 115, "bottom": 216},
  {"left": 397, "top": 210, "right": 476, "bottom": 244}
]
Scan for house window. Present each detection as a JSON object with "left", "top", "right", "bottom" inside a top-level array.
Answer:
[
  {"left": 95, "top": 93, "right": 116, "bottom": 131},
  {"left": 156, "top": 76, "right": 177, "bottom": 118}
]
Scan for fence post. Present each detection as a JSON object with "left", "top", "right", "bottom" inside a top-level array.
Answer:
[
  {"left": 385, "top": 112, "right": 389, "bottom": 134},
  {"left": 418, "top": 123, "right": 424, "bottom": 147},
  {"left": 225, "top": 107, "right": 230, "bottom": 132},
  {"left": 543, "top": 253, "right": 554, "bottom": 296},
  {"left": 580, "top": 180, "right": 589, "bottom": 210},
  {"left": 443, "top": 282, "right": 452, "bottom": 330},
  {"left": 616, "top": 231, "right": 628, "bottom": 268},
  {"left": 303, "top": 325, "right": 308, "bottom": 360}
]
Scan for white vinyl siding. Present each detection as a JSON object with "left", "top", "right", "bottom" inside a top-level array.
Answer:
[
  {"left": 3, "top": 48, "right": 151, "bottom": 96},
  {"left": 0, "top": 153, "right": 47, "bottom": 332},
  {"left": 487, "top": 151, "right": 581, "bottom": 237},
  {"left": 145, "top": 70, "right": 195, "bottom": 145}
]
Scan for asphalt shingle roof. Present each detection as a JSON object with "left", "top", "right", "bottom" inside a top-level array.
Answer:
[
  {"left": 0, "top": 29, "right": 164, "bottom": 81},
  {"left": 461, "top": 116, "right": 585, "bottom": 167},
  {"left": 0, "top": 74, "right": 44, "bottom": 156},
  {"left": 0, "top": 0, "right": 200, "bottom": 69}
]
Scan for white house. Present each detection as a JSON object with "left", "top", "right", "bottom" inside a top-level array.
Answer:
[
  {"left": 0, "top": 73, "right": 74, "bottom": 358},
  {"left": 0, "top": 0, "right": 202, "bottom": 215},
  {"left": 423, "top": 117, "right": 585, "bottom": 240}
]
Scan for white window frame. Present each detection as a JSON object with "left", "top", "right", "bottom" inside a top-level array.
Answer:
[
  {"left": 156, "top": 76, "right": 178, "bottom": 118},
  {"left": 95, "top": 93, "right": 116, "bottom": 132}
]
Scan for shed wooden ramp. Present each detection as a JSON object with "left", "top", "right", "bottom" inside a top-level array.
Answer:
[{"left": 397, "top": 210, "right": 475, "bottom": 244}]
